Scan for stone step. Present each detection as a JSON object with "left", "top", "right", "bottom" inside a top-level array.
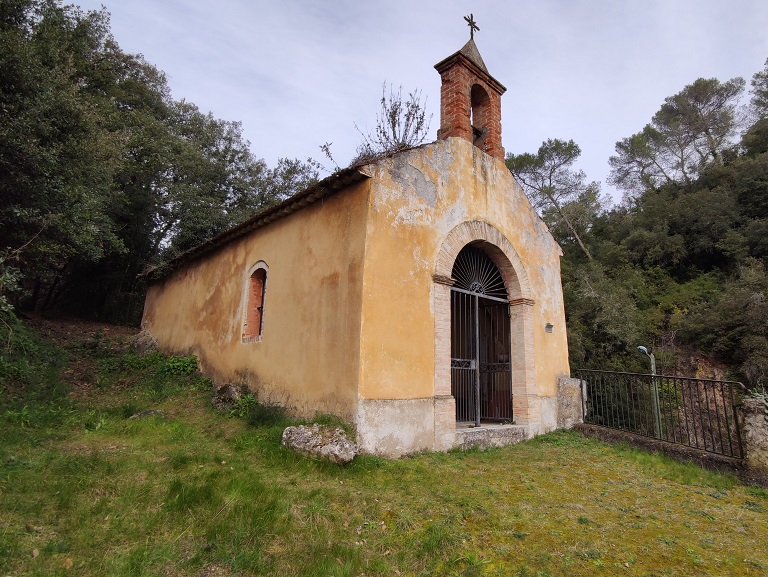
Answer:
[{"left": 455, "top": 424, "right": 528, "bottom": 450}]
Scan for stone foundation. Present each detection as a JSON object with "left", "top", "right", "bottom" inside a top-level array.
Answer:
[
  {"left": 356, "top": 389, "right": 579, "bottom": 457},
  {"left": 356, "top": 398, "right": 437, "bottom": 457}
]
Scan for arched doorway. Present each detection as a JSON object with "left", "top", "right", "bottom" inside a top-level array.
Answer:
[{"left": 450, "top": 245, "right": 513, "bottom": 425}]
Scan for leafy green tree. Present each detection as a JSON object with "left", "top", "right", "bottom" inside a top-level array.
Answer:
[
  {"left": 681, "top": 260, "right": 768, "bottom": 390},
  {"left": 0, "top": 0, "right": 319, "bottom": 321},
  {"left": 750, "top": 57, "right": 768, "bottom": 116},
  {"left": 0, "top": 0, "right": 124, "bottom": 310},
  {"left": 609, "top": 77, "right": 745, "bottom": 195},
  {"left": 562, "top": 260, "right": 647, "bottom": 369},
  {"left": 506, "top": 139, "right": 601, "bottom": 260},
  {"left": 743, "top": 58, "right": 768, "bottom": 155}
]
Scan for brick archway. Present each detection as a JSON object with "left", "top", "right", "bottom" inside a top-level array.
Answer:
[
  {"left": 432, "top": 221, "right": 536, "bottom": 444},
  {"left": 434, "top": 221, "right": 532, "bottom": 299}
]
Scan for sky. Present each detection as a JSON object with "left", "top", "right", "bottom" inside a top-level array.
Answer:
[{"left": 73, "top": 0, "right": 768, "bottom": 201}]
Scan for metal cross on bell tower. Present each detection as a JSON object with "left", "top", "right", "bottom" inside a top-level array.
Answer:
[{"left": 464, "top": 13, "right": 479, "bottom": 40}]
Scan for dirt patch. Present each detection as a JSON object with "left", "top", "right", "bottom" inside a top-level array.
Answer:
[
  {"left": 22, "top": 313, "right": 138, "bottom": 350},
  {"left": 22, "top": 314, "right": 141, "bottom": 398}
]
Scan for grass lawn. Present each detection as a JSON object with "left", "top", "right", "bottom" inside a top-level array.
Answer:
[{"left": 1, "top": 318, "right": 767, "bottom": 576}]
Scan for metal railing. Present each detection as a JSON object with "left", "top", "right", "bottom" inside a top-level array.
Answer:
[{"left": 576, "top": 370, "right": 746, "bottom": 459}]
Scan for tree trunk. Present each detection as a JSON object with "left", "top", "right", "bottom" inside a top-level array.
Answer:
[{"left": 546, "top": 193, "right": 593, "bottom": 261}]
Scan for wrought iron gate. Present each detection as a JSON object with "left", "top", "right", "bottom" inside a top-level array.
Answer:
[{"left": 450, "top": 246, "right": 513, "bottom": 425}]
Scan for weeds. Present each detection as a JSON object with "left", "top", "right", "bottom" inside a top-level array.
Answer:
[
  {"left": 97, "top": 348, "right": 211, "bottom": 400},
  {"left": 229, "top": 393, "right": 289, "bottom": 427},
  {"left": 1, "top": 317, "right": 767, "bottom": 577},
  {"left": 0, "top": 311, "right": 66, "bottom": 390},
  {"left": 158, "top": 354, "right": 198, "bottom": 377}
]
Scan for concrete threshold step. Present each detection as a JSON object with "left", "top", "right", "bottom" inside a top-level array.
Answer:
[{"left": 455, "top": 423, "right": 528, "bottom": 450}]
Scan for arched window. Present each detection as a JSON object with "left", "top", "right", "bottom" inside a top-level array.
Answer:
[{"left": 243, "top": 262, "right": 268, "bottom": 341}]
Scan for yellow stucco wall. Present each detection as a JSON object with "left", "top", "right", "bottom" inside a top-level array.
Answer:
[
  {"left": 141, "top": 181, "right": 371, "bottom": 420},
  {"left": 357, "top": 137, "right": 570, "bottom": 401}
]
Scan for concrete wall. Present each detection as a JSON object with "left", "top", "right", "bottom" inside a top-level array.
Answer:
[{"left": 141, "top": 181, "right": 371, "bottom": 421}]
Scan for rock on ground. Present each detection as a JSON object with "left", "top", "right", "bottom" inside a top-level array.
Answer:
[
  {"left": 211, "top": 384, "right": 244, "bottom": 411},
  {"left": 281, "top": 424, "right": 358, "bottom": 464}
]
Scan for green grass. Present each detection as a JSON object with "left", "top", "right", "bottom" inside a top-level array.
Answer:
[{"left": 1, "top": 317, "right": 767, "bottom": 576}]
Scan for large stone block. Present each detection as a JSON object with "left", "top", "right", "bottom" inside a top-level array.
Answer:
[
  {"left": 741, "top": 397, "right": 768, "bottom": 474},
  {"left": 557, "top": 376, "right": 584, "bottom": 429},
  {"left": 282, "top": 424, "right": 358, "bottom": 464},
  {"left": 454, "top": 425, "right": 528, "bottom": 450}
]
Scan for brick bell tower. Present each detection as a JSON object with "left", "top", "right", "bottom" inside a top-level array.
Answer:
[{"left": 434, "top": 15, "right": 507, "bottom": 161}]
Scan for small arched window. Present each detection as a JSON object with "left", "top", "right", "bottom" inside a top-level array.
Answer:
[{"left": 242, "top": 262, "right": 268, "bottom": 342}]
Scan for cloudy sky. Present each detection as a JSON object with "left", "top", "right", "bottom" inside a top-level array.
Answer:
[{"left": 74, "top": 0, "right": 768, "bottom": 201}]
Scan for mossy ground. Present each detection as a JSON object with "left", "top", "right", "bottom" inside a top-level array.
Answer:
[{"left": 1, "top": 318, "right": 766, "bottom": 576}]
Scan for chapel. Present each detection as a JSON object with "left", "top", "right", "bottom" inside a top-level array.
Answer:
[{"left": 140, "top": 28, "right": 575, "bottom": 456}]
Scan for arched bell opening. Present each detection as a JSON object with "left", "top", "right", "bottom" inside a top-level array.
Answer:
[
  {"left": 450, "top": 244, "right": 513, "bottom": 425},
  {"left": 470, "top": 84, "right": 490, "bottom": 148}
]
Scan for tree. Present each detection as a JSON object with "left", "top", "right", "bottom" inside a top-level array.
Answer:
[
  {"left": 609, "top": 77, "right": 745, "bottom": 195},
  {"left": 0, "top": 0, "right": 320, "bottom": 321},
  {"left": 750, "top": 57, "right": 768, "bottom": 116},
  {"left": 743, "top": 58, "right": 768, "bottom": 155},
  {"left": 564, "top": 260, "right": 641, "bottom": 367},
  {"left": 0, "top": 0, "right": 125, "bottom": 311},
  {"left": 506, "top": 139, "right": 601, "bottom": 260},
  {"left": 353, "top": 83, "right": 432, "bottom": 163}
]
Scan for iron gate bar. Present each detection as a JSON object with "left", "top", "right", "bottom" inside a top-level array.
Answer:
[
  {"left": 474, "top": 293, "right": 480, "bottom": 425},
  {"left": 451, "top": 290, "right": 477, "bottom": 424},
  {"left": 452, "top": 245, "right": 508, "bottom": 300},
  {"left": 450, "top": 245, "right": 512, "bottom": 426},
  {"left": 576, "top": 369, "right": 746, "bottom": 459},
  {"left": 450, "top": 286, "right": 510, "bottom": 303},
  {"left": 450, "top": 293, "right": 514, "bottom": 425}
]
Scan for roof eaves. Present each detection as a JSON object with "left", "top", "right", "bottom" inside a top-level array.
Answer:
[{"left": 141, "top": 165, "right": 371, "bottom": 283}]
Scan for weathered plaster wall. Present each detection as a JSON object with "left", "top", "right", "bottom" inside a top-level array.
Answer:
[
  {"left": 356, "top": 138, "right": 570, "bottom": 434},
  {"left": 141, "top": 182, "right": 371, "bottom": 420}
]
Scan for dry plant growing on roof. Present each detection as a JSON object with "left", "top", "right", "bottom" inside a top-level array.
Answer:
[{"left": 352, "top": 82, "right": 432, "bottom": 164}]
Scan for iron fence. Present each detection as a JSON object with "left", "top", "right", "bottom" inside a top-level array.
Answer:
[{"left": 576, "top": 370, "right": 745, "bottom": 459}]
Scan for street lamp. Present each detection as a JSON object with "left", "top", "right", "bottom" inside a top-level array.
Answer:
[
  {"left": 636, "top": 346, "right": 656, "bottom": 375},
  {"left": 637, "top": 345, "right": 662, "bottom": 438}
]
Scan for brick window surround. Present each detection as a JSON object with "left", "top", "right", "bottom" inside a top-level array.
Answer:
[
  {"left": 242, "top": 261, "right": 268, "bottom": 342},
  {"left": 433, "top": 221, "right": 536, "bottom": 425}
]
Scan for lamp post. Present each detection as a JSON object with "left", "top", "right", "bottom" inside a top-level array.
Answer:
[{"left": 637, "top": 346, "right": 662, "bottom": 438}]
